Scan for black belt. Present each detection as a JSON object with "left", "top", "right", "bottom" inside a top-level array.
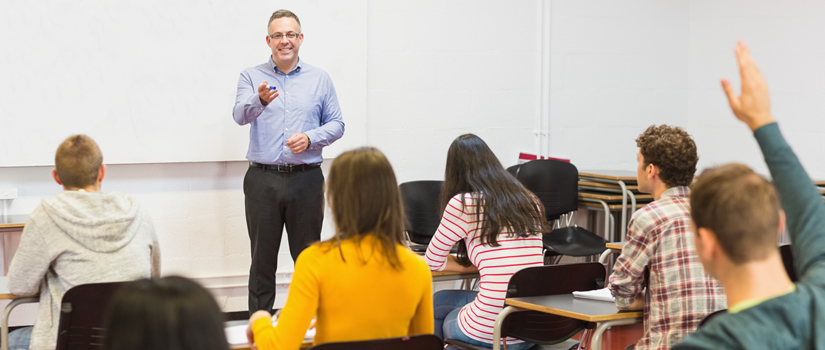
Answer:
[{"left": 250, "top": 161, "right": 322, "bottom": 172}]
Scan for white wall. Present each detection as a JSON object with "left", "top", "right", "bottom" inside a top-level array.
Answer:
[
  {"left": 549, "top": 0, "right": 825, "bottom": 180},
  {"left": 0, "top": 0, "right": 546, "bottom": 312}
]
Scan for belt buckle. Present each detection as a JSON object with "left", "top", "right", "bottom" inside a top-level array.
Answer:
[{"left": 277, "top": 164, "right": 292, "bottom": 172}]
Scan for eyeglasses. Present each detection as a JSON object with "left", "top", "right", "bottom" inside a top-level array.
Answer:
[{"left": 269, "top": 33, "right": 300, "bottom": 40}]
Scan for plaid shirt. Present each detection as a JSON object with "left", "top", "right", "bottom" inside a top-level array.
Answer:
[{"left": 609, "top": 186, "right": 726, "bottom": 350}]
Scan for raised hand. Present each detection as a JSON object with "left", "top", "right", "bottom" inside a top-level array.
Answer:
[{"left": 721, "top": 41, "right": 775, "bottom": 131}]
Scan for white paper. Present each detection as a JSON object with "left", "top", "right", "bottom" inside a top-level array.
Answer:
[
  {"left": 224, "top": 319, "right": 316, "bottom": 346},
  {"left": 572, "top": 288, "right": 615, "bottom": 302}
]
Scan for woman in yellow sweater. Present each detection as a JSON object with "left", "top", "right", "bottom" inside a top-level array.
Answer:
[{"left": 246, "top": 147, "right": 434, "bottom": 350}]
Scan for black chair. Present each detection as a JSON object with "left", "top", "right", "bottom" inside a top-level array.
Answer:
[
  {"left": 446, "top": 262, "right": 606, "bottom": 350},
  {"left": 308, "top": 334, "right": 443, "bottom": 350},
  {"left": 399, "top": 180, "right": 444, "bottom": 253},
  {"left": 512, "top": 160, "right": 607, "bottom": 263},
  {"left": 55, "top": 281, "right": 126, "bottom": 350},
  {"left": 780, "top": 244, "right": 798, "bottom": 282}
]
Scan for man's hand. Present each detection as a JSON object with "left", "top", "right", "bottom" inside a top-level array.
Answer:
[
  {"left": 258, "top": 81, "right": 279, "bottom": 105},
  {"left": 721, "top": 41, "right": 775, "bottom": 131},
  {"left": 286, "top": 133, "right": 309, "bottom": 154},
  {"left": 617, "top": 292, "right": 645, "bottom": 311}
]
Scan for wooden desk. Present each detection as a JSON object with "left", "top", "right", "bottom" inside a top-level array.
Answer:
[
  {"left": 493, "top": 294, "right": 642, "bottom": 350},
  {"left": 579, "top": 171, "right": 639, "bottom": 241},
  {"left": 0, "top": 215, "right": 26, "bottom": 232},
  {"left": 605, "top": 242, "right": 625, "bottom": 251}
]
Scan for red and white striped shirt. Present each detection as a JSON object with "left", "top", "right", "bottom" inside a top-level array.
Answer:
[{"left": 424, "top": 193, "right": 544, "bottom": 345}]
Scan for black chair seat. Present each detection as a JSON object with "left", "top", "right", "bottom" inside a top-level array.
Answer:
[
  {"left": 543, "top": 227, "right": 607, "bottom": 257},
  {"left": 445, "top": 339, "right": 489, "bottom": 350}
]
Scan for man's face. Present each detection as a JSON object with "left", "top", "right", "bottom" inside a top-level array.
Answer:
[
  {"left": 267, "top": 17, "right": 303, "bottom": 69},
  {"left": 636, "top": 151, "right": 652, "bottom": 194}
]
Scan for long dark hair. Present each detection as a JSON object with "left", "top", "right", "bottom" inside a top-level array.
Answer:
[
  {"left": 103, "top": 276, "right": 229, "bottom": 350},
  {"left": 323, "top": 147, "right": 406, "bottom": 269},
  {"left": 441, "top": 134, "right": 548, "bottom": 266}
]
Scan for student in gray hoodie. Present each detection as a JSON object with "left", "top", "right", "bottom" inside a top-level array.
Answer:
[{"left": 7, "top": 134, "right": 160, "bottom": 350}]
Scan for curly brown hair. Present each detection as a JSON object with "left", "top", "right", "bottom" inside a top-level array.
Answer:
[{"left": 636, "top": 125, "right": 698, "bottom": 187}]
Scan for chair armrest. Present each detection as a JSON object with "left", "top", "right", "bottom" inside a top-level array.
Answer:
[{"left": 2, "top": 297, "right": 39, "bottom": 350}]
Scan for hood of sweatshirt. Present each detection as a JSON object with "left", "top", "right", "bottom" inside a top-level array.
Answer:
[{"left": 40, "top": 191, "right": 142, "bottom": 253}]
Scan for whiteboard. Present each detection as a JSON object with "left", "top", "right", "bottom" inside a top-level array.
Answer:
[{"left": 0, "top": 0, "right": 367, "bottom": 166}]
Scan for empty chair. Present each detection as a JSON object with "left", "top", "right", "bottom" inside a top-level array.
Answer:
[
  {"left": 399, "top": 180, "right": 444, "bottom": 252},
  {"left": 55, "top": 281, "right": 126, "bottom": 350},
  {"left": 308, "top": 334, "right": 443, "bottom": 350},
  {"left": 513, "top": 159, "right": 607, "bottom": 262},
  {"left": 445, "top": 262, "right": 606, "bottom": 350}
]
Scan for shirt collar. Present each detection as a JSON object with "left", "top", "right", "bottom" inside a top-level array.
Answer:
[
  {"left": 267, "top": 56, "right": 302, "bottom": 75},
  {"left": 659, "top": 185, "right": 690, "bottom": 200}
]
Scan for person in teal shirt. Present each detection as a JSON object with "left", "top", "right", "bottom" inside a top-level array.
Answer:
[{"left": 674, "top": 42, "right": 825, "bottom": 349}]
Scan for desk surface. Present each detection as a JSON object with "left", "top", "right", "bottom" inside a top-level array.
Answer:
[
  {"left": 0, "top": 215, "right": 27, "bottom": 230},
  {"left": 507, "top": 294, "right": 642, "bottom": 322},
  {"left": 579, "top": 171, "right": 638, "bottom": 182},
  {"left": 606, "top": 242, "right": 626, "bottom": 250}
]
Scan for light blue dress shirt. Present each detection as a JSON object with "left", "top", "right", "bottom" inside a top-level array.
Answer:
[{"left": 233, "top": 57, "right": 345, "bottom": 165}]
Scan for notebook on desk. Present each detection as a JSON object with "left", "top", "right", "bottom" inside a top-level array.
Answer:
[
  {"left": 572, "top": 288, "right": 615, "bottom": 302},
  {"left": 224, "top": 319, "right": 316, "bottom": 346}
]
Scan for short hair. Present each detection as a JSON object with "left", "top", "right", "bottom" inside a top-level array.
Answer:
[
  {"left": 103, "top": 276, "right": 228, "bottom": 350},
  {"left": 636, "top": 125, "right": 698, "bottom": 187},
  {"left": 268, "top": 9, "right": 301, "bottom": 32},
  {"left": 324, "top": 147, "right": 405, "bottom": 269},
  {"left": 54, "top": 134, "right": 103, "bottom": 189},
  {"left": 690, "top": 163, "right": 781, "bottom": 264}
]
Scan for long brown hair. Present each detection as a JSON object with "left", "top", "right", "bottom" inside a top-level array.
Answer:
[
  {"left": 324, "top": 147, "right": 406, "bottom": 269},
  {"left": 441, "top": 134, "right": 548, "bottom": 266}
]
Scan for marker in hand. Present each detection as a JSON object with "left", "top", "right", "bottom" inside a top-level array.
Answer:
[{"left": 269, "top": 85, "right": 277, "bottom": 90}]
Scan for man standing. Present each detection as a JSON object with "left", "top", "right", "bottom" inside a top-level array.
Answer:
[
  {"left": 233, "top": 9, "right": 344, "bottom": 315},
  {"left": 608, "top": 125, "right": 725, "bottom": 350}
]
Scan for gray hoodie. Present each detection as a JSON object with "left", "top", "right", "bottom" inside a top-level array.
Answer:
[{"left": 7, "top": 191, "right": 160, "bottom": 350}]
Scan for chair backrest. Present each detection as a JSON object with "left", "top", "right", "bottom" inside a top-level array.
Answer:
[
  {"left": 780, "top": 244, "right": 798, "bottom": 282},
  {"left": 513, "top": 160, "right": 579, "bottom": 220},
  {"left": 308, "top": 334, "right": 443, "bottom": 350},
  {"left": 501, "top": 262, "right": 606, "bottom": 344},
  {"left": 55, "top": 281, "right": 127, "bottom": 350},
  {"left": 399, "top": 181, "right": 444, "bottom": 245}
]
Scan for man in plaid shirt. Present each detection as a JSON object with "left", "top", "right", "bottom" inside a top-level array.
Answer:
[{"left": 608, "top": 125, "right": 726, "bottom": 350}]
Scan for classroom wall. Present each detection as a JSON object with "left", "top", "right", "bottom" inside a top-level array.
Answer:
[
  {"left": 548, "top": 0, "right": 825, "bottom": 179},
  {"left": 0, "top": 0, "right": 546, "bottom": 312}
]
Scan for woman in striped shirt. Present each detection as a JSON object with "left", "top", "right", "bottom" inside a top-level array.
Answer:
[{"left": 425, "top": 134, "right": 548, "bottom": 350}]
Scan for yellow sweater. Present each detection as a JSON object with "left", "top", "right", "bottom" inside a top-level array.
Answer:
[{"left": 252, "top": 234, "right": 434, "bottom": 350}]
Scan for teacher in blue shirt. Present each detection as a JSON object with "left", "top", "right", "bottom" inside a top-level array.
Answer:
[{"left": 232, "top": 9, "right": 345, "bottom": 315}]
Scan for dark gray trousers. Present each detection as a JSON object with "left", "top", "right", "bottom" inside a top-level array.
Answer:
[{"left": 244, "top": 165, "right": 324, "bottom": 314}]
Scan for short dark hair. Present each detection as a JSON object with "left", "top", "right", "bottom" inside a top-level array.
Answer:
[
  {"left": 690, "top": 163, "right": 780, "bottom": 264},
  {"left": 103, "top": 276, "right": 228, "bottom": 350},
  {"left": 268, "top": 9, "right": 301, "bottom": 32},
  {"left": 636, "top": 125, "right": 698, "bottom": 187},
  {"left": 55, "top": 134, "right": 103, "bottom": 189}
]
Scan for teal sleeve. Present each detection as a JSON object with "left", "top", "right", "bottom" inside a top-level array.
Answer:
[{"left": 754, "top": 123, "right": 825, "bottom": 283}]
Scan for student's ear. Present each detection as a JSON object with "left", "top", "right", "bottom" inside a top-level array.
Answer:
[
  {"left": 696, "top": 227, "right": 719, "bottom": 260},
  {"left": 97, "top": 165, "right": 106, "bottom": 184},
  {"left": 776, "top": 210, "right": 786, "bottom": 237},
  {"left": 647, "top": 163, "right": 659, "bottom": 182},
  {"left": 51, "top": 168, "right": 63, "bottom": 186}
]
